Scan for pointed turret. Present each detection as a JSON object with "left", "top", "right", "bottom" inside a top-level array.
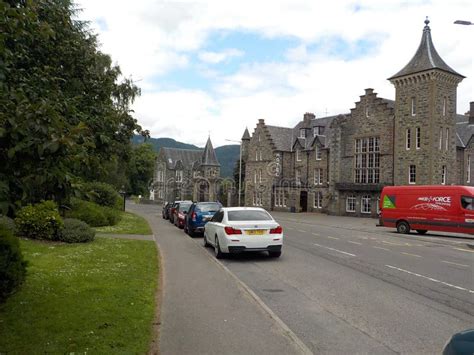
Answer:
[
  {"left": 389, "top": 18, "right": 464, "bottom": 80},
  {"left": 242, "top": 127, "right": 251, "bottom": 141},
  {"left": 201, "top": 137, "right": 220, "bottom": 166}
]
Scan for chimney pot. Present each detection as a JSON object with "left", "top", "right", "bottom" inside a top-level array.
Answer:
[{"left": 469, "top": 102, "right": 474, "bottom": 125}]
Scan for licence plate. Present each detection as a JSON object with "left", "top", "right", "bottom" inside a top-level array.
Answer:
[{"left": 246, "top": 230, "right": 265, "bottom": 235}]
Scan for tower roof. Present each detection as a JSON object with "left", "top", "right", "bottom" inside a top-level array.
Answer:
[
  {"left": 201, "top": 137, "right": 220, "bottom": 166},
  {"left": 242, "top": 127, "right": 251, "bottom": 140},
  {"left": 389, "top": 18, "right": 464, "bottom": 80}
]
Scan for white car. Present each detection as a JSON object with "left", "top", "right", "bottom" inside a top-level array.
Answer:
[{"left": 203, "top": 207, "right": 283, "bottom": 258}]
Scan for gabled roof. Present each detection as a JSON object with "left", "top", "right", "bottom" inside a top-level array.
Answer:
[
  {"left": 389, "top": 19, "right": 464, "bottom": 80},
  {"left": 161, "top": 147, "right": 203, "bottom": 170},
  {"left": 456, "top": 114, "right": 474, "bottom": 148},
  {"left": 201, "top": 137, "right": 220, "bottom": 166}
]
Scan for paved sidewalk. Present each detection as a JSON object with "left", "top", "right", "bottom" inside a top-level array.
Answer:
[{"left": 127, "top": 203, "right": 308, "bottom": 355}]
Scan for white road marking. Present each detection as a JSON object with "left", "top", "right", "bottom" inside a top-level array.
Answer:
[
  {"left": 314, "top": 243, "right": 356, "bottom": 257},
  {"left": 401, "top": 252, "right": 422, "bottom": 258},
  {"left": 385, "top": 265, "right": 473, "bottom": 293},
  {"left": 286, "top": 227, "right": 294, "bottom": 231},
  {"left": 373, "top": 246, "right": 390, "bottom": 251},
  {"left": 382, "top": 240, "right": 405, "bottom": 246},
  {"left": 453, "top": 247, "right": 474, "bottom": 253},
  {"left": 327, "top": 236, "right": 339, "bottom": 240},
  {"left": 441, "top": 260, "right": 470, "bottom": 268},
  {"left": 348, "top": 240, "right": 362, "bottom": 245},
  {"left": 312, "top": 232, "right": 320, "bottom": 236},
  {"left": 297, "top": 229, "right": 307, "bottom": 233}
]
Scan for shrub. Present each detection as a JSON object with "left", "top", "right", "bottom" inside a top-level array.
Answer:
[
  {"left": 58, "top": 218, "right": 95, "bottom": 243},
  {"left": 68, "top": 198, "right": 122, "bottom": 227},
  {"left": 81, "top": 182, "right": 122, "bottom": 209},
  {"left": 0, "top": 215, "right": 16, "bottom": 235},
  {"left": 15, "top": 201, "right": 63, "bottom": 240},
  {"left": 0, "top": 225, "right": 27, "bottom": 302}
]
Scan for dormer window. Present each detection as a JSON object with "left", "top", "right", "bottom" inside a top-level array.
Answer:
[
  {"left": 296, "top": 149, "right": 301, "bottom": 161},
  {"left": 313, "top": 126, "right": 324, "bottom": 136},
  {"left": 299, "top": 129, "right": 306, "bottom": 138},
  {"left": 411, "top": 97, "right": 416, "bottom": 116}
]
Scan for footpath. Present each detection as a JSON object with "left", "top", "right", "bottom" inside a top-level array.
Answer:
[{"left": 127, "top": 203, "right": 310, "bottom": 355}]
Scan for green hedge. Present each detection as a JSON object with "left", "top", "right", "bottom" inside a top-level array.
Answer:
[
  {"left": 15, "top": 201, "right": 63, "bottom": 240},
  {"left": 0, "top": 225, "right": 27, "bottom": 303},
  {"left": 81, "top": 182, "right": 122, "bottom": 209},
  {"left": 67, "top": 198, "right": 121, "bottom": 227},
  {"left": 58, "top": 218, "right": 95, "bottom": 243}
]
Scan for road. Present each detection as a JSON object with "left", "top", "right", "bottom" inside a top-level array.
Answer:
[{"left": 140, "top": 204, "right": 474, "bottom": 354}]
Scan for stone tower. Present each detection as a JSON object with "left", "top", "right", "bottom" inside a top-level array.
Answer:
[
  {"left": 199, "top": 137, "right": 220, "bottom": 201},
  {"left": 389, "top": 19, "right": 464, "bottom": 186},
  {"left": 241, "top": 127, "right": 251, "bottom": 161}
]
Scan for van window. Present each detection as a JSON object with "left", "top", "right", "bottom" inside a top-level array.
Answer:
[{"left": 461, "top": 196, "right": 474, "bottom": 210}]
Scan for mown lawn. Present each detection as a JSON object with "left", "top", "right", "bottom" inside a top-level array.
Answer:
[
  {"left": 95, "top": 211, "right": 152, "bottom": 235},
  {"left": 0, "top": 237, "right": 159, "bottom": 354}
]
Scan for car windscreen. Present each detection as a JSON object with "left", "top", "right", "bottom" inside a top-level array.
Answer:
[
  {"left": 179, "top": 203, "right": 192, "bottom": 212},
  {"left": 227, "top": 210, "right": 273, "bottom": 221},
  {"left": 196, "top": 203, "right": 221, "bottom": 212}
]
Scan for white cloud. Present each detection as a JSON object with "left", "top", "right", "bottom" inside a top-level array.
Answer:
[{"left": 75, "top": 0, "right": 473, "bottom": 148}]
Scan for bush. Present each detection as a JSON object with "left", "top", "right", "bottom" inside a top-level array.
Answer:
[
  {"left": 15, "top": 201, "right": 63, "bottom": 240},
  {"left": 81, "top": 182, "right": 122, "bottom": 209},
  {"left": 68, "top": 198, "right": 122, "bottom": 227},
  {"left": 0, "top": 225, "right": 27, "bottom": 303},
  {"left": 58, "top": 218, "right": 95, "bottom": 243},
  {"left": 0, "top": 215, "right": 16, "bottom": 235}
]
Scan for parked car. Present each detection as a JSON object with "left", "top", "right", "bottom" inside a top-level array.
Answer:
[
  {"left": 184, "top": 201, "right": 222, "bottom": 237},
  {"left": 204, "top": 207, "right": 283, "bottom": 258},
  {"left": 169, "top": 201, "right": 188, "bottom": 224},
  {"left": 443, "top": 328, "right": 474, "bottom": 355},
  {"left": 162, "top": 202, "right": 171, "bottom": 220},
  {"left": 174, "top": 201, "right": 193, "bottom": 229}
]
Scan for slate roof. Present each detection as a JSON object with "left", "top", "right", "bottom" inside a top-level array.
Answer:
[
  {"left": 161, "top": 148, "right": 203, "bottom": 170},
  {"left": 202, "top": 137, "right": 220, "bottom": 166},
  {"left": 456, "top": 114, "right": 474, "bottom": 148},
  {"left": 242, "top": 128, "right": 251, "bottom": 140},
  {"left": 266, "top": 125, "right": 295, "bottom": 151},
  {"left": 389, "top": 19, "right": 464, "bottom": 80}
]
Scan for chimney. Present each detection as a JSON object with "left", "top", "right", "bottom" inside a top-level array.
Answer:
[
  {"left": 365, "top": 88, "right": 374, "bottom": 95},
  {"left": 258, "top": 118, "right": 265, "bottom": 125},
  {"left": 303, "top": 112, "right": 315, "bottom": 126},
  {"left": 470, "top": 102, "right": 474, "bottom": 125}
]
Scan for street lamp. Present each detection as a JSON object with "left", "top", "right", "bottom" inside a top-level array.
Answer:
[
  {"left": 225, "top": 138, "right": 242, "bottom": 207},
  {"left": 454, "top": 20, "right": 473, "bottom": 25}
]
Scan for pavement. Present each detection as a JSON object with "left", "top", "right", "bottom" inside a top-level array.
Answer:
[{"left": 127, "top": 203, "right": 310, "bottom": 355}]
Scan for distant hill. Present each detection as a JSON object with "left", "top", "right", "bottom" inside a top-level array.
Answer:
[{"left": 132, "top": 135, "right": 239, "bottom": 178}]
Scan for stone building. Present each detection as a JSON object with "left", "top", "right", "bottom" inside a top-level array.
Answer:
[
  {"left": 242, "top": 19, "right": 474, "bottom": 217},
  {"left": 152, "top": 137, "right": 221, "bottom": 204}
]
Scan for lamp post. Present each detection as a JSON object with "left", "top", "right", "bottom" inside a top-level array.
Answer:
[
  {"left": 454, "top": 20, "right": 473, "bottom": 25},
  {"left": 225, "top": 139, "right": 242, "bottom": 207}
]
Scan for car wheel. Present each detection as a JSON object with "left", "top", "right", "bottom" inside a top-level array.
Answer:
[
  {"left": 203, "top": 233, "right": 209, "bottom": 247},
  {"left": 396, "top": 221, "right": 410, "bottom": 234},
  {"left": 416, "top": 229, "right": 427, "bottom": 235},
  {"left": 269, "top": 251, "right": 281, "bottom": 258},
  {"left": 214, "top": 236, "right": 224, "bottom": 259}
]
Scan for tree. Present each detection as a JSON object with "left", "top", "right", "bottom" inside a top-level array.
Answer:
[
  {"left": 128, "top": 143, "right": 156, "bottom": 197},
  {"left": 0, "top": 0, "right": 144, "bottom": 214}
]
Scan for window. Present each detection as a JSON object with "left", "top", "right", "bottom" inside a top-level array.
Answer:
[
  {"left": 159, "top": 189, "right": 163, "bottom": 198},
  {"left": 255, "top": 150, "right": 258, "bottom": 161},
  {"left": 346, "top": 196, "right": 356, "bottom": 212},
  {"left": 300, "top": 129, "right": 306, "bottom": 138},
  {"left": 157, "top": 170, "right": 163, "bottom": 182},
  {"left": 258, "top": 133, "right": 261, "bottom": 142},
  {"left": 254, "top": 171, "right": 257, "bottom": 183},
  {"left": 275, "top": 153, "right": 281, "bottom": 176},
  {"left": 295, "top": 170, "right": 301, "bottom": 185},
  {"left": 461, "top": 195, "right": 474, "bottom": 210},
  {"left": 296, "top": 149, "right": 301, "bottom": 161},
  {"left": 416, "top": 127, "right": 421, "bottom": 149},
  {"left": 445, "top": 128, "right": 449, "bottom": 150},
  {"left": 314, "top": 168, "right": 323, "bottom": 185},
  {"left": 411, "top": 97, "right": 416, "bottom": 116},
  {"left": 441, "top": 165, "right": 447, "bottom": 185},
  {"left": 315, "top": 146, "right": 322, "bottom": 160},
  {"left": 228, "top": 210, "right": 272, "bottom": 221},
  {"left": 406, "top": 129, "right": 411, "bottom": 149},
  {"left": 468, "top": 155, "right": 471, "bottom": 183},
  {"left": 443, "top": 97, "right": 447, "bottom": 116},
  {"left": 211, "top": 210, "right": 224, "bottom": 223},
  {"left": 259, "top": 169, "right": 262, "bottom": 183},
  {"left": 274, "top": 189, "right": 287, "bottom": 207},
  {"left": 439, "top": 128, "right": 443, "bottom": 150},
  {"left": 361, "top": 195, "right": 371, "bottom": 214},
  {"left": 365, "top": 106, "right": 370, "bottom": 117},
  {"left": 260, "top": 150, "right": 263, "bottom": 161},
  {"left": 176, "top": 170, "right": 183, "bottom": 182},
  {"left": 354, "top": 137, "right": 380, "bottom": 183},
  {"left": 409, "top": 165, "right": 416, "bottom": 184},
  {"left": 314, "top": 191, "right": 323, "bottom": 209},
  {"left": 313, "top": 126, "right": 323, "bottom": 136}
]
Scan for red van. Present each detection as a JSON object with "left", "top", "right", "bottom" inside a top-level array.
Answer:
[{"left": 379, "top": 185, "right": 474, "bottom": 235}]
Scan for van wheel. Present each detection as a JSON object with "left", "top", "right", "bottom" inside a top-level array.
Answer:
[
  {"left": 396, "top": 221, "right": 410, "bottom": 234},
  {"left": 416, "top": 230, "right": 427, "bottom": 235}
]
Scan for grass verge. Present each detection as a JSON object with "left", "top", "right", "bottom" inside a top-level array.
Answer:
[
  {"left": 95, "top": 211, "right": 152, "bottom": 235},
  {"left": 0, "top": 237, "right": 158, "bottom": 354}
]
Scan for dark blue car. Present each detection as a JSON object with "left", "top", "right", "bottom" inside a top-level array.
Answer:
[{"left": 184, "top": 202, "right": 222, "bottom": 237}]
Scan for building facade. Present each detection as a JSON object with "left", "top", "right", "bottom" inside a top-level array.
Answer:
[
  {"left": 242, "top": 20, "right": 474, "bottom": 217},
  {"left": 152, "top": 137, "right": 221, "bottom": 204}
]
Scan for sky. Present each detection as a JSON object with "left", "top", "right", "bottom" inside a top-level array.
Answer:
[{"left": 75, "top": 0, "right": 473, "bottom": 148}]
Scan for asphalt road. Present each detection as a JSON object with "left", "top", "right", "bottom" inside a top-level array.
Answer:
[{"left": 199, "top": 211, "right": 474, "bottom": 354}]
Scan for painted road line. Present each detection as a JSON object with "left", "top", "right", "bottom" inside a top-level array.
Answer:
[
  {"left": 381, "top": 240, "right": 406, "bottom": 246},
  {"left": 373, "top": 246, "right": 390, "bottom": 251},
  {"left": 385, "top": 265, "right": 474, "bottom": 294},
  {"left": 401, "top": 252, "right": 422, "bottom": 258},
  {"left": 441, "top": 260, "right": 470, "bottom": 268},
  {"left": 312, "top": 232, "right": 320, "bottom": 236},
  {"left": 314, "top": 243, "right": 356, "bottom": 257},
  {"left": 297, "top": 229, "right": 307, "bottom": 233},
  {"left": 327, "top": 236, "right": 340, "bottom": 240},
  {"left": 285, "top": 227, "right": 294, "bottom": 231},
  {"left": 453, "top": 247, "right": 474, "bottom": 253},
  {"left": 348, "top": 240, "right": 363, "bottom": 245}
]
